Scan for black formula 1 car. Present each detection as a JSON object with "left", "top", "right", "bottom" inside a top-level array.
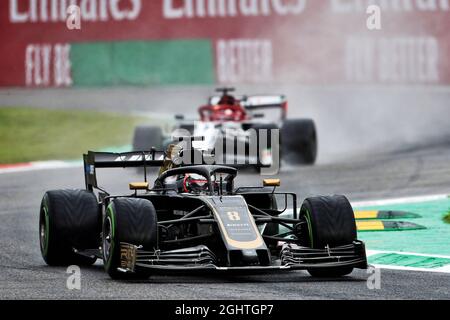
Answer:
[
  {"left": 133, "top": 88, "right": 318, "bottom": 169},
  {"left": 39, "top": 149, "right": 367, "bottom": 279}
]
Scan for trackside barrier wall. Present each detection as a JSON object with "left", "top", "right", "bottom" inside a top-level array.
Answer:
[{"left": 1, "top": 0, "right": 450, "bottom": 87}]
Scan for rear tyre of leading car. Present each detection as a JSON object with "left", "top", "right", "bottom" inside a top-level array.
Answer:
[
  {"left": 102, "top": 198, "right": 158, "bottom": 279},
  {"left": 300, "top": 195, "right": 357, "bottom": 277},
  {"left": 39, "top": 189, "right": 100, "bottom": 266}
]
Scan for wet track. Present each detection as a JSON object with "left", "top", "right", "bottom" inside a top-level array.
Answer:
[{"left": 1, "top": 87, "right": 450, "bottom": 299}]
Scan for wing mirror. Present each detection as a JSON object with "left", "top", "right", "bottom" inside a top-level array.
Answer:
[
  {"left": 263, "top": 179, "right": 280, "bottom": 187},
  {"left": 129, "top": 182, "right": 149, "bottom": 190}
]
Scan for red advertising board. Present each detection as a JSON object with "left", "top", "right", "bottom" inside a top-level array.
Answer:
[{"left": 1, "top": 0, "right": 449, "bottom": 87}]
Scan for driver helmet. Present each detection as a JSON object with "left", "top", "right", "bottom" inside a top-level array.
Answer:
[
  {"left": 218, "top": 94, "right": 236, "bottom": 105},
  {"left": 176, "top": 174, "right": 209, "bottom": 194}
]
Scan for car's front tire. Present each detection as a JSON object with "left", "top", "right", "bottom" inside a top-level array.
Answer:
[
  {"left": 103, "top": 198, "right": 158, "bottom": 279},
  {"left": 39, "top": 189, "right": 100, "bottom": 266},
  {"left": 300, "top": 195, "right": 357, "bottom": 277}
]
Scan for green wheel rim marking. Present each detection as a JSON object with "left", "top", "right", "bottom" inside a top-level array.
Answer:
[
  {"left": 304, "top": 208, "right": 314, "bottom": 248},
  {"left": 42, "top": 205, "right": 50, "bottom": 256},
  {"left": 104, "top": 204, "right": 116, "bottom": 270}
]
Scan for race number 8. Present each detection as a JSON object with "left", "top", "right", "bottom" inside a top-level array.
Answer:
[{"left": 227, "top": 211, "right": 241, "bottom": 221}]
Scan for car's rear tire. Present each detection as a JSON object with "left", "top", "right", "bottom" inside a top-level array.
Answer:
[
  {"left": 281, "top": 119, "right": 317, "bottom": 165},
  {"left": 132, "top": 126, "right": 163, "bottom": 151},
  {"left": 39, "top": 190, "right": 100, "bottom": 266},
  {"left": 300, "top": 195, "right": 357, "bottom": 277},
  {"left": 103, "top": 198, "right": 158, "bottom": 280}
]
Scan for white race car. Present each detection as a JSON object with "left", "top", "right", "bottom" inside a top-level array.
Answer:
[{"left": 133, "top": 88, "right": 317, "bottom": 169}]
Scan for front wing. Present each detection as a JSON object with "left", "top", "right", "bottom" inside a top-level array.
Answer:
[{"left": 118, "top": 241, "right": 368, "bottom": 274}]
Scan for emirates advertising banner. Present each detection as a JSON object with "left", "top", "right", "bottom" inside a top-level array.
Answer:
[{"left": 0, "top": 0, "right": 449, "bottom": 87}]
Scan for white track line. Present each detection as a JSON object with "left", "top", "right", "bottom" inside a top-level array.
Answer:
[
  {"left": 370, "top": 264, "right": 450, "bottom": 273},
  {"left": 1, "top": 162, "right": 448, "bottom": 208},
  {"left": 352, "top": 194, "right": 449, "bottom": 207},
  {"left": 0, "top": 161, "right": 81, "bottom": 174}
]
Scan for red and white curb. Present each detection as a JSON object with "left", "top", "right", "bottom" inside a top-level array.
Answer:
[{"left": 0, "top": 160, "right": 81, "bottom": 174}]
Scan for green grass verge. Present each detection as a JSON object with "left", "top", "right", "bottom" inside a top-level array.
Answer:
[{"left": 0, "top": 107, "right": 144, "bottom": 164}]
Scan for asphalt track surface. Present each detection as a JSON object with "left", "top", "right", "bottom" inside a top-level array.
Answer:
[{"left": 1, "top": 86, "right": 450, "bottom": 299}]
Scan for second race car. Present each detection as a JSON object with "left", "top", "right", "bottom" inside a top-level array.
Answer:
[{"left": 133, "top": 88, "right": 318, "bottom": 169}]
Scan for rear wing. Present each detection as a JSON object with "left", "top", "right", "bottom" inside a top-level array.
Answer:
[
  {"left": 83, "top": 150, "right": 165, "bottom": 191},
  {"left": 242, "top": 95, "right": 287, "bottom": 119}
]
